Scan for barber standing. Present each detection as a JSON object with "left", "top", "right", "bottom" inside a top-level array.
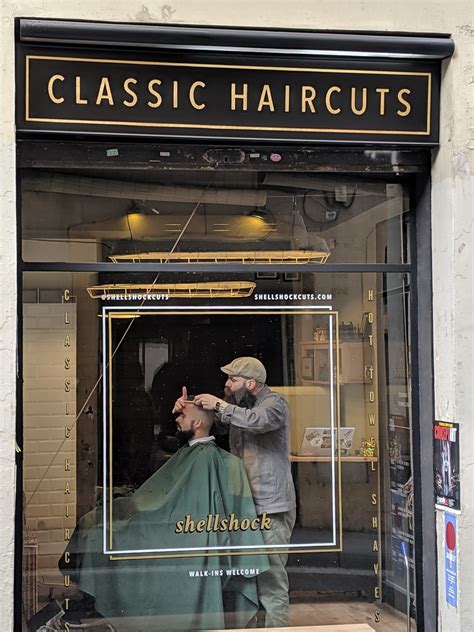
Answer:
[{"left": 175, "top": 357, "right": 296, "bottom": 628}]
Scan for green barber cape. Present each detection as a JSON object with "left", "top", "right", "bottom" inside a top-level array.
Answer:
[{"left": 61, "top": 442, "right": 270, "bottom": 631}]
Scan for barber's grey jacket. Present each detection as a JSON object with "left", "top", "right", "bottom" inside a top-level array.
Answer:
[{"left": 218, "top": 386, "right": 296, "bottom": 515}]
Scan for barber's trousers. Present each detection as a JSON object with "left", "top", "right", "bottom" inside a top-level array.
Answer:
[{"left": 256, "top": 509, "right": 296, "bottom": 628}]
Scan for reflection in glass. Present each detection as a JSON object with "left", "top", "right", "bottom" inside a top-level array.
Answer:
[
  {"left": 22, "top": 269, "right": 415, "bottom": 630},
  {"left": 21, "top": 169, "right": 409, "bottom": 265}
]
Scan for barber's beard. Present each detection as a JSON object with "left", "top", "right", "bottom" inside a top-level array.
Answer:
[
  {"left": 176, "top": 428, "right": 195, "bottom": 446},
  {"left": 223, "top": 386, "right": 257, "bottom": 408}
]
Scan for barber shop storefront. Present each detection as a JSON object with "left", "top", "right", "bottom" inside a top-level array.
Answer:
[{"left": 15, "top": 19, "right": 454, "bottom": 632}]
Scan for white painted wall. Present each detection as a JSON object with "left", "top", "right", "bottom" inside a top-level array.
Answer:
[{"left": 1, "top": 1, "right": 472, "bottom": 630}]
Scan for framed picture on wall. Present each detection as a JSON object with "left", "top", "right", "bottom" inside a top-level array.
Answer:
[
  {"left": 255, "top": 272, "right": 278, "bottom": 280},
  {"left": 301, "top": 355, "right": 314, "bottom": 381},
  {"left": 284, "top": 272, "right": 301, "bottom": 282}
]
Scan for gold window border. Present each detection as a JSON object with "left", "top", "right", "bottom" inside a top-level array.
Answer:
[
  {"left": 25, "top": 55, "right": 432, "bottom": 136},
  {"left": 104, "top": 308, "right": 342, "bottom": 560}
]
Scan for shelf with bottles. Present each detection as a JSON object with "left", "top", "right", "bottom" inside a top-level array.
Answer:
[{"left": 300, "top": 339, "right": 371, "bottom": 385}]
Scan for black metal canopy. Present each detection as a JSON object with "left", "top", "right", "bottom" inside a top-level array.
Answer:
[{"left": 18, "top": 19, "right": 454, "bottom": 60}]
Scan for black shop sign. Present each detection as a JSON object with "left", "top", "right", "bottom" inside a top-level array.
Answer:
[{"left": 17, "top": 49, "right": 439, "bottom": 144}]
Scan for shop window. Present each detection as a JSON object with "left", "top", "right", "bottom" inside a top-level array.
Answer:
[{"left": 21, "top": 163, "right": 416, "bottom": 631}]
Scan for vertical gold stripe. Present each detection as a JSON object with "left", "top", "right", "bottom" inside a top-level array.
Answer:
[
  {"left": 426, "top": 73, "right": 432, "bottom": 136},
  {"left": 335, "top": 311, "right": 343, "bottom": 549},
  {"left": 25, "top": 56, "right": 30, "bottom": 121},
  {"left": 108, "top": 314, "right": 113, "bottom": 550}
]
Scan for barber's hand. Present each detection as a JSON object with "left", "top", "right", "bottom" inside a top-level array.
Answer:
[
  {"left": 172, "top": 386, "right": 188, "bottom": 414},
  {"left": 194, "top": 393, "right": 226, "bottom": 411}
]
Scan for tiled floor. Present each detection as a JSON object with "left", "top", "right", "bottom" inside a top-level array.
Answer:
[{"left": 288, "top": 601, "right": 416, "bottom": 631}]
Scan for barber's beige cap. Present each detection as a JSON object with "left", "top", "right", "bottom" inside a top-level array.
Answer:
[{"left": 220, "top": 357, "right": 267, "bottom": 383}]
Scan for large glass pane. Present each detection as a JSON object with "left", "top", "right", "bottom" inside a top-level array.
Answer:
[
  {"left": 21, "top": 168, "right": 410, "bottom": 264},
  {"left": 22, "top": 270, "right": 415, "bottom": 631}
]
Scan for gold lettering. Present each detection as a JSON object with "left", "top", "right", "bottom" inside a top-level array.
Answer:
[
  {"left": 368, "top": 289, "right": 374, "bottom": 301},
  {"left": 66, "top": 504, "right": 69, "bottom": 518},
  {"left": 48, "top": 75, "right": 65, "bottom": 104},
  {"left": 369, "top": 334, "right": 374, "bottom": 347},
  {"left": 374, "top": 586, "right": 380, "bottom": 600},
  {"left": 230, "top": 83, "right": 248, "bottom": 111},
  {"left": 75, "top": 76, "right": 88, "bottom": 105},
  {"left": 65, "top": 458, "right": 71, "bottom": 472},
  {"left": 373, "top": 539, "right": 379, "bottom": 552},
  {"left": 371, "top": 461, "right": 376, "bottom": 471},
  {"left": 326, "top": 86, "right": 342, "bottom": 114},
  {"left": 64, "top": 334, "right": 71, "bottom": 347},
  {"left": 301, "top": 86, "right": 316, "bottom": 113},
  {"left": 368, "top": 413, "right": 376, "bottom": 426},
  {"left": 64, "top": 574, "right": 70, "bottom": 586},
  {"left": 365, "top": 366, "right": 374, "bottom": 380},
  {"left": 64, "top": 598, "right": 70, "bottom": 611},
  {"left": 65, "top": 357, "right": 71, "bottom": 370},
  {"left": 228, "top": 513, "right": 240, "bottom": 531},
  {"left": 257, "top": 85, "right": 275, "bottom": 112},
  {"left": 189, "top": 81, "right": 206, "bottom": 110},
  {"left": 65, "top": 623, "right": 71, "bottom": 632},
  {"left": 65, "top": 426, "right": 71, "bottom": 438},
  {"left": 65, "top": 528, "right": 71, "bottom": 540},
  {"left": 196, "top": 519, "right": 206, "bottom": 532},
  {"left": 351, "top": 87, "right": 367, "bottom": 115},
  {"left": 66, "top": 402, "right": 70, "bottom": 415},
  {"left": 64, "top": 312, "right": 70, "bottom": 324},
  {"left": 372, "top": 516, "right": 378, "bottom": 528},
  {"left": 368, "top": 312, "right": 374, "bottom": 323},
  {"left": 371, "top": 493, "right": 377, "bottom": 506},
  {"left": 284, "top": 84, "right": 291, "bottom": 112},
  {"left": 397, "top": 89, "right": 412, "bottom": 117},
  {"left": 369, "top": 391, "right": 375, "bottom": 402},
  {"left": 375, "top": 610, "right": 380, "bottom": 623},
  {"left": 184, "top": 514, "right": 196, "bottom": 533},
  {"left": 260, "top": 513, "right": 272, "bottom": 530},
  {"left": 64, "top": 551, "right": 70, "bottom": 564},
  {"left": 123, "top": 78, "right": 138, "bottom": 107},
  {"left": 96, "top": 77, "right": 114, "bottom": 106},
  {"left": 172, "top": 80, "right": 179, "bottom": 109},
  {"left": 147, "top": 79, "right": 163, "bottom": 108},
  {"left": 65, "top": 379, "right": 71, "bottom": 392},
  {"left": 65, "top": 483, "right": 71, "bottom": 495},
  {"left": 63, "top": 289, "right": 70, "bottom": 302},
  {"left": 376, "top": 88, "right": 390, "bottom": 115},
  {"left": 374, "top": 563, "right": 379, "bottom": 575}
]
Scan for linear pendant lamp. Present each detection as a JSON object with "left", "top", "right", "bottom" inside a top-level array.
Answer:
[
  {"left": 109, "top": 250, "right": 330, "bottom": 264},
  {"left": 87, "top": 281, "right": 257, "bottom": 299}
]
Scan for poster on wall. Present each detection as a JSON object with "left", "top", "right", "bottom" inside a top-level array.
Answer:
[{"left": 433, "top": 420, "right": 460, "bottom": 512}]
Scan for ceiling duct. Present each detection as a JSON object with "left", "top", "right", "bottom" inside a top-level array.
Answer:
[
  {"left": 22, "top": 173, "right": 267, "bottom": 207},
  {"left": 70, "top": 213, "right": 275, "bottom": 242}
]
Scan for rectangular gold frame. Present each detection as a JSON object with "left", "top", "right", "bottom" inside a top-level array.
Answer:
[
  {"left": 25, "top": 55, "right": 432, "bottom": 136},
  {"left": 103, "top": 307, "right": 341, "bottom": 560}
]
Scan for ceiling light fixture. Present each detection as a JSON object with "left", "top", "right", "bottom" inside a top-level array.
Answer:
[
  {"left": 108, "top": 249, "right": 330, "bottom": 264},
  {"left": 87, "top": 281, "right": 257, "bottom": 299}
]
